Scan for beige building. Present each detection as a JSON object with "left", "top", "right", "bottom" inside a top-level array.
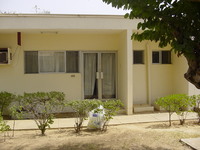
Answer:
[{"left": 0, "top": 14, "right": 199, "bottom": 114}]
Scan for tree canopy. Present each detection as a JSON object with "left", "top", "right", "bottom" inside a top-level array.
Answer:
[{"left": 103, "top": 0, "right": 200, "bottom": 88}]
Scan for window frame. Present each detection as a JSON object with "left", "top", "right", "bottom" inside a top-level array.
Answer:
[
  {"left": 133, "top": 50, "right": 145, "bottom": 64},
  {"left": 152, "top": 50, "right": 171, "bottom": 64},
  {"left": 24, "top": 50, "right": 80, "bottom": 74}
]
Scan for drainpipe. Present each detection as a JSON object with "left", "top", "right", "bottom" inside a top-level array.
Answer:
[{"left": 146, "top": 43, "right": 152, "bottom": 105}]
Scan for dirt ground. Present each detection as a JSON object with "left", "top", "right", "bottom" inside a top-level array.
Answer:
[{"left": 0, "top": 120, "right": 200, "bottom": 150}]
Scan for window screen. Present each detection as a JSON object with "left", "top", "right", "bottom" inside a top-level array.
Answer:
[
  {"left": 66, "top": 51, "right": 79, "bottom": 73},
  {"left": 162, "top": 51, "right": 171, "bottom": 64},
  {"left": 39, "top": 51, "right": 65, "bottom": 73},
  {"left": 133, "top": 51, "right": 144, "bottom": 64},
  {"left": 24, "top": 51, "right": 38, "bottom": 74},
  {"left": 152, "top": 51, "right": 160, "bottom": 63}
]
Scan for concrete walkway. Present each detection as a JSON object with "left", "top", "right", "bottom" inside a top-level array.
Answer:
[{"left": 5, "top": 112, "right": 198, "bottom": 130}]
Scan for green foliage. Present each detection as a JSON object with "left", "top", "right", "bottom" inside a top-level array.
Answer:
[
  {"left": 101, "top": 100, "right": 123, "bottom": 131},
  {"left": 102, "top": 0, "right": 200, "bottom": 59},
  {"left": 0, "top": 91, "right": 16, "bottom": 115},
  {"left": 16, "top": 91, "right": 65, "bottom": 135},
  {"left": 0, "top": 113, "right": 10, "bottom": 141},
  {"left": 67, "top": 100, "right": 102, "bottom": 133},
  {"left": 191, "top": 94, "right": 200, "bottom": 123},
  {"left": 155, "top": 94, "right": 196, "bottom": 126},
  {"left": 67, "top": 99, "right": 123, "bottom": 133},
  {"left": 0, "top": 113, "right": 10, "bottom": 132}
]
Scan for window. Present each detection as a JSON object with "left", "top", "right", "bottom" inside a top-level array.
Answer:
[
  {"left": 152, "top": 51, "right": 171, "bottom": 64},
  {"left": 39, "top": 51, "right": 65, "bottom": 73},
  {"left": 24, "top": 51, "right": 38, "bottom": 73},
  {"left": 162, "top": 51, "right": 171, "bottom": 64},
  {"left": 133, "top": 50, "right": 144, "bottom": 64},
  {"left": 25, "top": 51, "right": 79, "bottom": 74},
  {"left": 66, "top": 51, "right": 79, "bottom": 73}
]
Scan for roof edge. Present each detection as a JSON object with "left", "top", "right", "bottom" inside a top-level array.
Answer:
[{"left": 0, "top": 13, "right": 126, "bottom": 19}]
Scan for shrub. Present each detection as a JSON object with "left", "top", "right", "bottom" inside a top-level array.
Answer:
[
  {"left": 67, "top": 99, "right": 123, "bottom": 133},
  {"left": 101, "top": 100, "right": 123, "bottom": 131},
  {"left": 155, "top": 94, "right": 195, "bottom": 126},
  {"left": 0, "top": 92, "right": 15, "bottom": 115},
  {"left": 0, "top": 113, "right": 10, "bottom": 141},
  {"left": 191, "top": 95, "right": 200, "bottom": 123},
  {"left": 67, "top": 100, "right": 101, "bottom": 133},
  {"left": 16, "top": 91, "right": 65, "bottom": 135}
]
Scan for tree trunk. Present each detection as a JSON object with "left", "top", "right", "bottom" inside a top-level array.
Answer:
[
  {"left": 41, "top": 127, "right": 46, "bottom": 136},
  {"left": 184, "top": 57, "right": 200, "bottom": 89}
]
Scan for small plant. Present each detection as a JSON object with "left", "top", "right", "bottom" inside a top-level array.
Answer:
[
  {"left": 67, "top": 100, "right": 101, "bottom": 133},
  {"left": 175, "top": 95, "right": 196, "bottom": 125},
  {"left": 0, "top": 113, "right": 10, "bottom": 141},
  {"left": 10, "top": 104, "right": 24, "bottom": 137},
  {"left": 155, "top": 94, "right": 195, "bottom": 126},
  {"left": 192, "top": 94, "right": 200, "bottom": 123},
  {"left": 0, "top": 91, "right": 16, "bottom": 115},
  {"left": 17, "top": 91, "right": 65, "bottom": 136},
  {"left": 101, "top": 100, "right": 123, "bottom": 131}
]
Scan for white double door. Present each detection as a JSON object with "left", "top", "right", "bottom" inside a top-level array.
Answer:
[{"left": 83, "top": 52, "right": 116, "bottom": 99}]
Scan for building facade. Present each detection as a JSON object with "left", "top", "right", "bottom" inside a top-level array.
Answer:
[{"left": 0, "top": 14, "right": 199, "bottom": 114}]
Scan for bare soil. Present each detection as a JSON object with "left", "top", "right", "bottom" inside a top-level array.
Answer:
[{"left": 0, "top": 120, "right": 200, "bottom": 150}]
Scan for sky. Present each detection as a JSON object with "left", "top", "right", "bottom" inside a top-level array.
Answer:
[{"left": 0, "top": 0, "right": 129, "bottom": 15}]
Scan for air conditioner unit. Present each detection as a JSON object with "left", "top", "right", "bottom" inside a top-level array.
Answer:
[{"left": 0, "top": 48, "right": 11, "bottom": 65}]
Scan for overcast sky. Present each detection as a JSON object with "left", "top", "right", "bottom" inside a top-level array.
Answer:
[{"left": 0, "top": 0, "right": 128, "bottom": 15}]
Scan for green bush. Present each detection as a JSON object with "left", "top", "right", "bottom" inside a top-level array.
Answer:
[
  {"left": 15, "top": 91, "right": 65, "bottom": 135},
  {"left": 155, "top": 94, "right": 196, "bottom": 126},
  {"left": 101, "top": 100, "right": 123, "bottom": 131},
  {"left": 191, "top": 94, "right": 200, "bottom": 123},
  {"left": 0, "top": 91, "right": 16, "bottom": 115},
  {"left": 67, "top": 99, "right": 123, "bottom": 133},
  {"left": 67, "top": 100, "right": 101, "bottom": 133},
  {"left": 0, "top": 113, "right": 10, "bottom": 141}
]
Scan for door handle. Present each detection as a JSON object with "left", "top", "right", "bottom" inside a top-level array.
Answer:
[
  {"left": 96, "top": 72, "right": 99, "bottom": 79},
  {"left": 101, "top": 72, "right": 103, "bottom": 79}
]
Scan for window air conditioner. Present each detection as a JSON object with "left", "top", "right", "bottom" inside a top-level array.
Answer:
[{"left": 0, "top": 48, "right": 11, "bottom": 65}]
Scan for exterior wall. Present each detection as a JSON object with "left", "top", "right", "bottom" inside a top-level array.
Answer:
[
  {"left": 172, "top": 55, "right": 188, "bottom": 94},
  {"left": 132, "top": 41, "right": 147, "bottom": 105},
  {"left": 0, "top": 33, "right": 120, "bottom": 104},
  {"left": 132, "top": 40, "right": 174, "bottom": 105}
]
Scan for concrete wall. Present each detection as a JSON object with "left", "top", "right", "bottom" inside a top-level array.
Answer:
[
  {"left": 172, "top": 54, "right": 188, "bottom": 94},
  {"left": 118, "top": 30, "right": 133, "bottom": 114},
  {"left": 132, "top": 41, "right": 147, "bottom": 104},
  {"left": 132, "top": 40, "right": 174, "bottom": 105}
]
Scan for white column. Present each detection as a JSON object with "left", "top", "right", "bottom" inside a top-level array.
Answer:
[{"left": 126, "top": 29, "right": 133, "bottom": 114}]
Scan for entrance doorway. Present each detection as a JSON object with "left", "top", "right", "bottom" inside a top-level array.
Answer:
[{"left": 83, "top": 52, "right": 116, "bottom": 99}]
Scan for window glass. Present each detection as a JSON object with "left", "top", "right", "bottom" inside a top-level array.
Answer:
[
  {"left": 39, "top": 51, "right": 65, "bottom": 73},
  {"left": 24, "top": 51, "right": 38, "bottom": 73},
  {"left": 66, "top": 51, "right": 79, "bottom": 73},
  {"left": 152, "top": 51, "right": 160, "bottom": 63},
  {"left": 162, "top": 51, "right": 171, "bottom": 64},
  {"left": 133, "top": 51, "right": 144, "bottom": 64}
]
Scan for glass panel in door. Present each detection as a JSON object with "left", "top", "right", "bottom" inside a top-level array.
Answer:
[
  {"left": 84, "top": 53, "right": 98, "bottom": 99},
  {"left": 101, "top": 53, "right": 116, "bottom": 99}
]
